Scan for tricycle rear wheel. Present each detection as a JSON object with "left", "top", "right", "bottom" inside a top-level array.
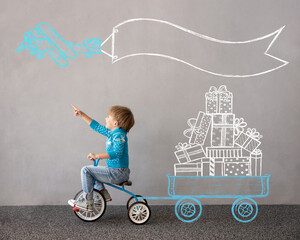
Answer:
[
  {"left": 128, "top": 202, "right": 151, "bottom": 225},
  {"left": 126, "top": 195, "right": 148, "bottom": 209}
]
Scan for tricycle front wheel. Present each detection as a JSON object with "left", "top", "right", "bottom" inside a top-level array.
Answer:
[
  {"left": 73, "top": 189, "right": 106, "bottom": 222},
  {"left": 126, "top": 195, "right": 148, "bottom": 209}
]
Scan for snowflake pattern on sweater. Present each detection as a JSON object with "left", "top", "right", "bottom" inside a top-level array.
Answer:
[{"left": 90, "top": 119, "right": 129, "bottom": 168}]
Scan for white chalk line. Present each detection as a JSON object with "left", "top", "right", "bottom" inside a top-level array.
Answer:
[
  {"left": 101, "top": 49, "right": 113, "bottom": 58},
  {"left": 112, "top": 53, "right": 287, "bottom": 78},
  {"left": 105, "top": 18, "right": 288, "bottom": 78},
  {"left": 101, "top": 32, "right": 113, "bottom": 47}
]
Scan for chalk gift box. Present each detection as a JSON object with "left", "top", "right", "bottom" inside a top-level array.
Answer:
[
  {"left": 174, "top": 143, "right": 206, "bottom": 164},
  {"left": 183, "top": 111, "right": 212, "bottom": 145},
  {"left": 211, "top": 114, "right": 235, "bottom": 147},
  {"left": 250, "top": 149, "right": 262, "bottom": 176},
  {"left": 235, "top": 128, "right": 262, "bottom": 153},
  {"left": 206, "top": 147, "right": 243, "bottom": 158},
  {"left": 205, "top": 85, "right": 233, "bottom": 114},
  {"left": 174, "top": 163, "right": 202, "bottom": 176},
  {"left": 200, "top": 158, "right": 224, "bottom": 176},
  {"left": 224, "top": 157, "right": 250, "bottom": 176}
]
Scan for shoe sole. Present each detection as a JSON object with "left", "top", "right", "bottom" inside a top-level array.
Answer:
[
  {"left": 74, "top": 204, "right": 93, "bottom": 213},
  {"left": 68, "top": 200, "right": 75, "bottom": 207},
  {"left": 68, "top": 199, "right": 93, "bottom": 212},
  {"left": 69, "top": 199, "right": 93, "bottom": 212}
]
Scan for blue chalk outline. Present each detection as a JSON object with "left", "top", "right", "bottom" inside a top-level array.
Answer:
[
  {"left": 175, "top": 197, "right": 202, "bottom": 223},
  {"left": 15, "top": 23, "right": 102, "bottom": 67},
  {"left": 231, "top": 197, "right": 258, "bottom": 223},
  {"left": 136, "top": 174, "right": 270, "bottom": 223},
  {"left": 37, "top": 23, "right": 77, "bottom": 59}
]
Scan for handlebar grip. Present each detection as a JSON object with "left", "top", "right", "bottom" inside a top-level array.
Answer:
[{"left": 94, "top": 158, "right": 100, "bottom": 166}]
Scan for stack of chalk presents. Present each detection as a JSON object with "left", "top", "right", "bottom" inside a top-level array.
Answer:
[{"left": 174, "top": 85, "right": 263, "bottom": 177}]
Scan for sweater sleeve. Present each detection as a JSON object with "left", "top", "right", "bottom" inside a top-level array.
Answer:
[
  {"left": 89, "top": 119, "right": 110, "bottom": 137},
  {"left": 106, "top": 133, "right": 126, "bottom": 159}
]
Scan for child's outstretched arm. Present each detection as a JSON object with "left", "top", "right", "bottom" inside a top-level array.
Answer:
[
  {"left": 72, "top": 104, "right": 109, "bottom": 137},
  {"left": 72, "top": 104, "right": 92, "bottom": 125}
]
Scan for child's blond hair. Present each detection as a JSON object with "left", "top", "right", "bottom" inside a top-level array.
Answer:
[{"left": 109, "top": 105, "right": 135, "bottom": 132}]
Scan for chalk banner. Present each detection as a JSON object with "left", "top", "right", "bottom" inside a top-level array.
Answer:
[{"left": 16, "top": 18, "right": 288, "bottom": 77}]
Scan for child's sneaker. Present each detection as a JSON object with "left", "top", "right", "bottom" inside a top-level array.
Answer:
[
  {"left": 100, "top": 189, "right": 112, "bottom": 202},
  {"left": 73, "top": 198, "right": 94, "bottom": 212},
  {"left": 68, "top": 199, "right": 76, "bottom": 207},
  {"left": 68, "top": 196, "right": 85, "bottom": 207}
]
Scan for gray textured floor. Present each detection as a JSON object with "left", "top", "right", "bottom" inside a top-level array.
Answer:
[{"left": 0, "top": 205, "right": 299, "bottom": 240}]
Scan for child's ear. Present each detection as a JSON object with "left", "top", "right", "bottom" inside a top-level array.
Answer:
[{"left": 114, "top": 121, "right": 119, "bottom": 126}]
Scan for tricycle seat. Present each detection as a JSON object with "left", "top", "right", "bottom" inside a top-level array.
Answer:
[{"left": 117, "top": 180, "right": 132, "bottom": 186}]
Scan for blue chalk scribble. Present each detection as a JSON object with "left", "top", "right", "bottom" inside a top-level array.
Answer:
[{"left": 15, "top": 23, "right": 101, "bottom": 67}]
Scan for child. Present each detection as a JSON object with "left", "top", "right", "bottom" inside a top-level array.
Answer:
[{"left": 68, "top": 104, "right": 135, "bottom": 212}]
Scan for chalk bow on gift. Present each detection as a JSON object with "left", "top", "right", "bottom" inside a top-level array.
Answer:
[
  {"left": 234, "top": 118, "right": 247, "bottom": 136},
  {"left": 252, "top": 149, "right": 262, "bottom": 155},
  {"left": 183, "top": 118, "right": 198, "bottom": 138},
  {"left": 205, "top": 85, "right": 232, "bottom": 100},
  {"left": 175, "top": 142, "right": 194, "bottom": 150},
  {"left": 246, "top": 128, "right": 263, "bottom": 140}
]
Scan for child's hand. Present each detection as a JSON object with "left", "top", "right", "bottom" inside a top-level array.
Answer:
[
  {"left": 72, "top": 104, "right": 82, "bottom": 117},
  {"left": 87, "top": 153, "right": 97, "bottom": 161}
]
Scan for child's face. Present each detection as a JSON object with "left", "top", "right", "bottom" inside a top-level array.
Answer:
[{"left": 105, "top": 113, "right": 118, "bottom": 130}]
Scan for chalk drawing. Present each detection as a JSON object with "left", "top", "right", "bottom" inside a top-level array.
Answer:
[
  {"left": 136, "top": 85, "right": 269, "bottom": 223},
  {"left": 16, "top": 19, "right": 288, "bottom": 77},
  {"left": 235, "top": 128, "right": 262, "bottom": 153},
  {"left": 15, "top": 23, "right": 101, "bottom": 67},
  {"left": 183, "top": 112, "right": 212, "bottom": 145},
  {"left": 138, "top": 174, "right": 269, "bottom": 223},
  {"left": 105, "top": 18, "right": 288, "bottom": 77},
  {"left": 175, "top": 85, "right": 263, "bottom": 178}
]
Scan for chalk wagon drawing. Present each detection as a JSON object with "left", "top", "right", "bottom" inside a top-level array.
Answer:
[
  {"left": 16, "top": 19, "right": 288, "bottom": 77},
  {"left": 133, "top": 85, "right": 269, "bottom": 223}
]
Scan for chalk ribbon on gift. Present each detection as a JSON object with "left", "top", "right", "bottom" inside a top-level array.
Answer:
[
  {"left": 250, "top": 149, "right": 263, "bottom": 176},
  {"left": 246, "top": 128, "right": 263, "bottom": 140},
  {"left": 252, "top": 149, "right": 262, "bottom": 155},
  {"left": 183, "top": 118, "right": 199, "bottom": 138},
  {"left": 234, "top": 118, "right": 247, "bottom": 136},
  {"left": 175, "top": 142, "right": 194, "bottom": 151},
  {"left": 175, "top": 142, "right": 200, "bottom": 163},
  {"left": 206, "top": 85, "right": 231, "bottom": 100},
  {"left": 212, "top": 114, "right": 235, "bottom": 146},
  {"left": 205, "top": 85, "right": 232, "bottom": 113},
  {"left": 175, "top": 143, "right": 191, "bottom": 163},
  {"left": 236, "top": 128, "right": 262, "bottom": 152}
]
